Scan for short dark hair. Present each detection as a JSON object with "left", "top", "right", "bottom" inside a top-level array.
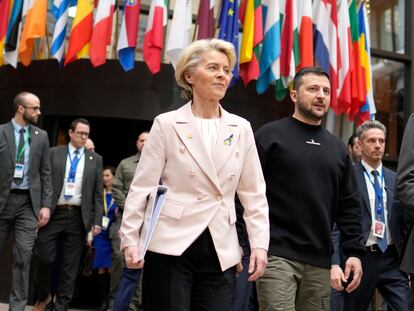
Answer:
[
  {"left": 138, "top": 131, "right": 149, "bottom": 140},
  {"left": 13, "top": 92, "right": 33, "bottom": 111},
  {"left": 70, "top": 118, "right": 90, "bottom": 131},
  {"left": 103, "top": 165, "right": 116, "bottom": 176},
  {"left": 347, "top": 133, "right": 358, "bottom": 147},
  {"left": 293, "top": 66, "right": 330, "bottom": 91}
]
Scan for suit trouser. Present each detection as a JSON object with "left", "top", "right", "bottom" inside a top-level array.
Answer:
[
  {"left": 142, "top": 229, "right": 236, "bottom": 311},
  {"left": 33, "top": 208, "right": 85, "bottom": 311},
  {"left": 0, "top": 191, "right": 37, "bottom": 311},
  {"left": 343, "top": 245, "right": 409, "bottom": 311}
]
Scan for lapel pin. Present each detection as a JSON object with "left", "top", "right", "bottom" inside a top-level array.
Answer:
[
  {"left": 35, "top": 131, "right": 39, "bottom": 135},
  {"left": 224, "top": 134, "right": 234, "bottom": 146},
  {"left": 187, "top": 133, "right": 193, "bottom": 139},
  {"left": 89, "top": 156, "right": 93, "bottom": 160}
]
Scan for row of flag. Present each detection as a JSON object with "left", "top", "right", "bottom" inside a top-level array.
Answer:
[{"left": 0, "top": 0, "right": 375, "bottom": 123}]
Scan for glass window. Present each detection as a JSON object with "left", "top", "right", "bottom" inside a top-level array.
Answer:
[
  {"left": 368, "top": 0, "right": 405, "bottom": 54},
  {"left": 371, "top": 57, "right": 404, "bottom": 159}
]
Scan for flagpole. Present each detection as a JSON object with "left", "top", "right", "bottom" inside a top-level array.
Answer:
[{"left": 114, "top": 4, "right": 119, "bottom": 59}]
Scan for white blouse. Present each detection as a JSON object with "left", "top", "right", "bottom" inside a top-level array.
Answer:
[{"left": 195, "top": 117, "right": 221, "bottom": 157}]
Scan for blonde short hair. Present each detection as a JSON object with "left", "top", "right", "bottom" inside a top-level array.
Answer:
[{"left": 175, "top": 39, "right": 236, "bottom": 101}]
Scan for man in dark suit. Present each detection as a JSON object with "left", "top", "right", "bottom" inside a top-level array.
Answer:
[
  {"left": 0, "top": 92, "right": 52, "bottom": 311},
  {"left": 396, "top": 113, "right": 414, "bottom": 311},
  {"left": 32, "top": 118, "right": 103, "bottom": 311},
  {"left": 331, "top": 120, "right": 409, "bottom": 311}
]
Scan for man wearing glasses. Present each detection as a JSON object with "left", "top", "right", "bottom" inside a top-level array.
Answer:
[
  {"left": 0, "top": 92, "right": 52, "bottom": 311},
  {"left": 32, "top": 118, "right": 104, "bottom": 311}
]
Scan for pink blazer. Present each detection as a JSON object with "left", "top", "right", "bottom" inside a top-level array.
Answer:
[{"left": 120, "top": 102, "right": 269, "bottom": 271}]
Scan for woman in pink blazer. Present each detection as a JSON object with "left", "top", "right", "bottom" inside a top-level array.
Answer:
[{"left": 120, "top": 39, "right": 269, "bottom": 310}]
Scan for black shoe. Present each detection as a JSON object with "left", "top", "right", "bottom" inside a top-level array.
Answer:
[
  {"left": 45, "top": 300, "right": 55, "bottom": 311},
  {"left": 98, "top": 299, "right": 109, "bottom": 311}
]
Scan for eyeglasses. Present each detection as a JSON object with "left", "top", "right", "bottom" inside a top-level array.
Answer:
[
  {"left": 23, "top": 105, "right": 41, "bottom": 111},
  {"left": 74, "top": 131, "right": 89, "bottom": 138}
]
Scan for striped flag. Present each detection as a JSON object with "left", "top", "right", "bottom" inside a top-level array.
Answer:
[
  {"left": 197, "top": 0, "right": 215, "bottom": 39},
  {"left": 143, "top": 0, "right": 167, "bottom": 74},
  {"left": 4, "top": 0, "right": 24, "bottom": 67},
  {"left": 357, "top": 2, "right": 376, "bottom": 124},
  {"left": 297, "top": 0, "right": 312, "bottom": 69},
  {"left": 275, "top": 0, "right": 299, "bottom": 100},
  {"left": 50, "top": 0, "right": 75, "bottom": 64},
  {"left": 239, "top": 0, "right": 263, "bottom": 86},
  {"left": 90, "top": 0, "right": 116, "bottom": 67},
  {"left": 64, "top": 0, "right": 94, "bottom": 65},
  {"left": 0, "top": 0, "right": 12, "bottom": 65},
  {"left": 337, "top": 0, "right": 352, "bottom": 116},
  {"left": 218, "top": 0, "right": 239, "bottom": 85},
  {"left": 117, "top": 0, "right": 141, "bottom": 71},
  {"left": 256, "top": 0, "right": 280, "bottom": 94},
  {"left": 19, "top": 0, "right": 47, "bottom": 66},
  {"left": 313, "top": 0, "right": 339, "bottom": 112},
  {"left": 166, "top": 0, "right": 192, "bottom": 68}
]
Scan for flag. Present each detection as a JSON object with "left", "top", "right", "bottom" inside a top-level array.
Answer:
[
  {"left": 4, "top": 0, "right": 24, "bottom": 67},
  {"left": 64, "top": 0, "right": 94, "bottom": 65},
  {"left": 143, "top": 0, "right": 167, "bottom": 74},
  {"left": 256, "top": 0, "right": 280, "bottom": 94},
  {"left": 218, "top": 0, "right": 239, "bottom": 85},
  {"left": 197, "top": 0, "right": 214, "bottom": 39},
  {"left": 275, "top": 0, "right": 299, "bottom": 100},
  {"left": 117, "top": 0, "right": 140, "bottom": 71},
  {"left": 18, "top": 0, "right": 47, "bottom": 66},
  {"left": 348, "top": 0, "right": 366, "bottom": 120},
  {"left": 166, "top": 0, "right": 192, "bottom": 68},
  {"left": 357, "top": 2, "right": 375, "bottom": 124},
  {"left": 90, "top": 0, "right": 116, "bottom": 67},
  {"left": 0, "top": 0, "right": 12, "bottom": 65},
  {"left": 297, "top": 0, "right": 312, "bottom": 69},
  {"left": 239, "top": 0, "right": 263, "bottom": 86},
  {"left": 50, "top": 0, "right": 76, "bottom": 63},
  {"left": 312, "top": 0, "right": 339, "bottom": 112}
]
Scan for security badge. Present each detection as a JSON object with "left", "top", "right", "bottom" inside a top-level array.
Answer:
[
  {"left": 64, "top": 182, "right": 76, "bottom": 197},
  {"left": 14, "top": 164, "right": 24, "bottom": 179},
  {"left": 373, "top": 220, "right": 385, "bottom": 239},
  {"left": 102, "top": 216, "right": 110, "bottom": 230}
]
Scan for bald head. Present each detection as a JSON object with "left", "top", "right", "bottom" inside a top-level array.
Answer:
[{"left": 13, "top": 92, "right": 42, "bottom": 125}]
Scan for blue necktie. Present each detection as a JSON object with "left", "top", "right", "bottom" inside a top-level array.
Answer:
[
  {"left": 64, "top": 149, "right": 80, "bottom": 200},
  {"left": 372, "top": 170, "right": 387, "bottom": 252}
]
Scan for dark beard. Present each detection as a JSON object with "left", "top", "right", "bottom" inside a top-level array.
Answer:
[
  {"left": 297, "top": 101, "right": 328, "bottom": 122},
  {"left": 23, "top": 112, "right": 37, "bottom": 124}
]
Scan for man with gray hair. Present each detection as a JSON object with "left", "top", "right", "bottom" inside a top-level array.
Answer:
[{"left": 331, "top": 120, "right": 409, "bottom": 311}]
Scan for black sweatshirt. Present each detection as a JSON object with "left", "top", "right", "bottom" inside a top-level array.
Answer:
[{"left": 255, "top": 117, "right": 365, "bottom": 268}]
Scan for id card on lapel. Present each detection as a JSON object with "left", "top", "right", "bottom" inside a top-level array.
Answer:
[
  {"left": 64, "top": 182, "right": 76, "bottom": 197},
  {"left": 14, "top": 164, "right": 24, "bottom": 179},
  {"left": 373, "top": 220, "right": 385, "bottom": 239}
]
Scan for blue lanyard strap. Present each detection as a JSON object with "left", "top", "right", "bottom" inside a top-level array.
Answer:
[
  {"left": 67, "top": 149, "right": 84, "bottom": 182},
  {"left": 363, "top": 167, "right": 385, "bottom": 215}
]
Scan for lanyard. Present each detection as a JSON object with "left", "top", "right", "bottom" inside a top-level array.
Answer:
[
  {"left": 363, "top": 167, "right": 385, "bottom": 213},
  {"left": 67, "top": 149, "right": 84, "bottom": 182},
  {"left": 15, "top": 130, "right": 30, "bottom": 163},
  {"left": 103, "top": 189, "right": 114, "bottom": 216}
]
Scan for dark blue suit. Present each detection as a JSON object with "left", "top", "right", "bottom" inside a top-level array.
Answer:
[{"left": 331, "top": 162, "right": 409, "bottom": 311}]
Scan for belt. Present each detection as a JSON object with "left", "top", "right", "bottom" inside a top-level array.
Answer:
[
  {"left": 56, "top": 204, "right": 81, "bottom": 210},
  {"left": 10, "top": 189, "right": 30, "bottom": 194}
]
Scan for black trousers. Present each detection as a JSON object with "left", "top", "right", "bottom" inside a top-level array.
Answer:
[
  {"left": 142, "top": 229, "right": 236, "bottom": 311},
  {"left": 32, "top": 208, "right": 85, "bottom": 311}
]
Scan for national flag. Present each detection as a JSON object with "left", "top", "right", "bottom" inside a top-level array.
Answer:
[
  {"left": 239, "top": 0, "right": 263, "bottom": 86},
  {"left": 0, "top": 0, "right": 12, "bottom": 65},
  {"left": 18, "top": 0, "right": 47, "bottom": 66},
  {"left": 117, "top": 0, "right": 140, "bottom": 71},
  {"left": 50, "top": 0, "right": 76, "bottom": 64},
  {"left": 348, "top": 0, "right": 366, "bottom": 120},
  {"left": 357, "top": 2, "right": 375, "bottom": 124},
  {"left": 4, "top": 0, "right": 24, "bottom": 67},
  {"left": 337, "top": 0, "right": 352, "bottom": 116},
  {"left": 64, "top": 0, "right": 94, "bottom": 65},
  {"left": 90, "top": 0, "right": 116, "bottom": 67},
  {"left": 256, "top": 0, "right": 280, "bottom": 94},
  {"left": 166, "top": 0, "right": 192, "bottom": 68},
  {"left": 197, "top": 0, "right": 214, "bottom": 39},
  {"left": 297, "top": 0, "right": 312, "bottom": 69},
  {"left": 312, "top": 0, "right": 339, "bottom": 112},
  {"left": 218, "top": 0, "right": 239, "bottom": 85},
  {"left": 275, "top": 0, "right": 299, "bottom": 100},
  {"left": 143, "top": 0, "right": 167, "bottom": 74}
]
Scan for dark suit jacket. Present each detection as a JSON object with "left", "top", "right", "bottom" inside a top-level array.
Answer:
[
  {"left": 0, "top": 121, "right": 52, "bottom": 217},
  {"left": 332, "top": 162, "right": 404, "bottom": 264},
  {"left": 396, "top": 113, "right": 414, "bottom": 274},
  {"left": 49, "top": 145, "right": 104, "bottom": 231}
]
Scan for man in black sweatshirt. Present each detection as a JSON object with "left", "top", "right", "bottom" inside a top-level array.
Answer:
[{"left": 255, "top": 67, "right": 365, "bottom": 311}]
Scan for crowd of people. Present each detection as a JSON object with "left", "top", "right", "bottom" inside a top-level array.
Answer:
[{"left": 0, "top": 38, "right": 413, "bottom": 311}]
